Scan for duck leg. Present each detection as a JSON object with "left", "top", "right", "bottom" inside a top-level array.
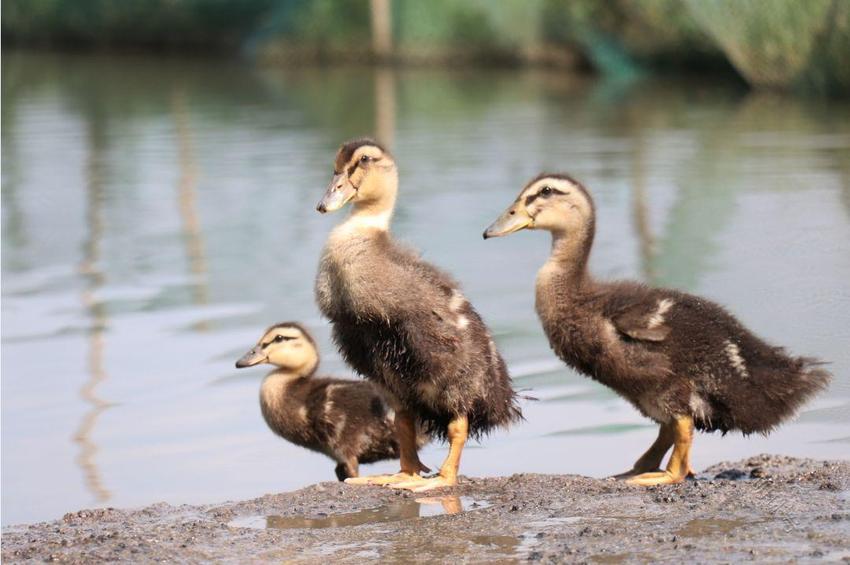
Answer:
[
  {"left": 612, "top": 422, "right": 674, "bottom": 479},
  {"left": 392, "top": 416, "right": 468, "bottom": 492},
  {"left": 627, "top": 416, "right": 694, "bottom": 486},
  {"left": 335, "top": 458, "right": 359, "bottom": 482},
  {"left": 627, "top": 416, "right": 693, "bottom": 486},
  {"left": 345, "top": 410, "right": 428, "bottom": 486}
]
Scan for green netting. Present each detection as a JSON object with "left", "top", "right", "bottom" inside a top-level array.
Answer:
[
  {"left": 685, "top": 0, "right": 837, "bottom": 89},
  {"left": 554, "top": 0, "right": 721, "bottom": 73}
]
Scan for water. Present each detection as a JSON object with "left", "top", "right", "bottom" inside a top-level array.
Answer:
[
  {"left": 2, "top": 51, "right": 849, "bottom": 526},
  {"left": 229, "top": 496, "right": 487, "bottom": 530}
]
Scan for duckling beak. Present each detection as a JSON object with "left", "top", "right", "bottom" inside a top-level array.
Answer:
[
  {"left": 483, "top": 205, "right": 533, "bottom": 239},
  {"left": 235, "top": 346, "right": 267, "bottom": 368},
  {"left": 317, "top": 173, "right": 357, "bottom": 214}
]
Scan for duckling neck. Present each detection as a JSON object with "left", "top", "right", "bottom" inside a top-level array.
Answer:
[
  {"left": 539, "top": 227, "right": 594, "bottom": 289},
  {"left": 345, "top": 198, "right": 394, "bottom": 232},
  {"left": 262, "top": 369, "right": 307, "bottom": 390},
  {"left": 260, "top": 369, "right": 310, "bottom": 440},
  {"left": 535, "top": 228, "right": 593, "bottom": 326}
]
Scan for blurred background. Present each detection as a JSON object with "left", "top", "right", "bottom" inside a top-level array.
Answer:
[{"left": 2, "top": 0, "right": 849, "bottom": 526}]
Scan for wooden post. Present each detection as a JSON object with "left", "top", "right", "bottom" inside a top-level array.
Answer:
[{"left": 370, "top": 0, "right": 392, "bottom": 60}]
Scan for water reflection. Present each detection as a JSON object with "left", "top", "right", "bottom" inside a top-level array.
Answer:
[
  {"left": 230, "top": 495, "right": 471, "bottom": 530},
  {"left": 73, "top": 103, "right": 111, "bottom": 503},
  {"left": 1, "top": 51, "right": 848, "bottom": 527},
  {"left": 374, "top": 68, "right": 396, "bottom": 150},
  {"left": 630, "top": 132, "right": 656, "bottom": 282},
  {"left": 172, "top": 89, "right": 209, "bottom": 330}
]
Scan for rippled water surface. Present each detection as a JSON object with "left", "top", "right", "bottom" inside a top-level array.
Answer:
[{"left": 3, "top": 52, "right": 849, "bottom": 526}]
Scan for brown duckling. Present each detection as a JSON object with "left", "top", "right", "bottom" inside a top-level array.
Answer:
[
  {"left": 484, "top": 173, "right": 831, "bottom": 485},
  {"left": 315, "top": 138, "right": 522, "bottom": 491},
  {"left": 235, "top": 322, "right": 429, "bottom": 481}
]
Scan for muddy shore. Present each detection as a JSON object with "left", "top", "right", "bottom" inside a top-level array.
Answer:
[{"left": 3, "top": 454, "right": 848, "bottom": 563}]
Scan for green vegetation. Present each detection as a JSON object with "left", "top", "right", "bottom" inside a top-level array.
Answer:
[
  {"left": 2, "top": 0, "right": 848, "bottom": 94},
  {"left": 687, "top": 0, "right": 850, "bottom": 92},
  {"left": 1, "top": 0, "right": 277, "bottom": 50}
]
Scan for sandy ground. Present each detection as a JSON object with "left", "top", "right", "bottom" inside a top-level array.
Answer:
[{"left": 2, "top": 454, "right": 848, "bottom": 564}]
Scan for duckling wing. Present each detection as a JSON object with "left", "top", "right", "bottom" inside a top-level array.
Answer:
[{"left": 610, "top": 295, "right": 675, "bottom": 342}]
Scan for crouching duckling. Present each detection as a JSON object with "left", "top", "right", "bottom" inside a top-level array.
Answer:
[{"left": 235, "top": 322, "right": 429, "bottom": 481}]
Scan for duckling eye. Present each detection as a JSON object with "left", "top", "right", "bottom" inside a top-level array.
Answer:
[
  {"left": 273, "top": 335, "right": 286, "bottom": 343},
  {"left": 540, "top": 186, "right": 552, "bottom": 196},
  {"left": 360, "top": 155, "right": 371, "bottom": 164}
]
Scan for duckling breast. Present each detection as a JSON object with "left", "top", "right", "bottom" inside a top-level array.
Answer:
[{"left": 259, "top": 374, "right": 316, "bottom": 447}]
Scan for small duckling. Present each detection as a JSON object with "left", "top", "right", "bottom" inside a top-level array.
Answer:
[
  {"left": 315, "top": 138, "right": 522, "bottom": 491},
  {"left": 235, "top": 322, "right": 429, "bottom": 481},
  {"left": 484, "top": 173, "right": 831, "bottom": 485}
]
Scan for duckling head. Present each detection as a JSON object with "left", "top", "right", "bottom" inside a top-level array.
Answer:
[
  {"left": 483, "top": 173, "right": 595, "bottom": 239},
  {"left": 316, "top": 138, "right": 398, "bottom": 216},
  {"left": 235, "top": 322, "right": 319, "bottom": 376}
]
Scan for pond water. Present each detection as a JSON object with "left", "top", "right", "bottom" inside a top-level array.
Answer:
[{"left": 2, "top": 51, "right": 849, "bottom": 526}]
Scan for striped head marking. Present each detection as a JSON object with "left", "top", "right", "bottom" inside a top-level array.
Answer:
[
  {"left": 316, "top": 138, "right": 397, "bottom": 214},
  {"left": 483, "top": 173, "right": 594, "bottom": 239},
  {"left": 235, "top": 322, "right": 319, "bottom": 376}
]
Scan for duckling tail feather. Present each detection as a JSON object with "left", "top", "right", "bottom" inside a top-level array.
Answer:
[{"left": 737, "top": 354, "right": 832, "bottom": 436}]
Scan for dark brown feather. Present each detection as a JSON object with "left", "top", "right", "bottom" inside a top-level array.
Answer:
[
  {"left": 260, "top": 373, "right": 427, "bottom": 480},
  {"left": 317, "top": 230, "right": 523, "bottom": 441},
  {"left": 535, "top": 185, "right": 831, "bottom": 436}
]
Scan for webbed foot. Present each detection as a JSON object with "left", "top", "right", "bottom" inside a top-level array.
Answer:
[
  {"left": 391, "top": 473, "right": 458, "bottom": 492},
  {"left": 344, "top": 472, "right": 419, "bottom": 486},
  {"left": 611, "top": 467, "right": 664, "bottom": 480},
  {"left": 626, "top": 470, "right": 687, "bottom": 486}
]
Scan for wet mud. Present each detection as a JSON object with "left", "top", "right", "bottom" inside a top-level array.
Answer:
[{"left": 3, "top": 455, "right": 848, "bottom": 563}]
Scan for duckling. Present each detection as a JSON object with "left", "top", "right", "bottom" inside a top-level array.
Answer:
[
  {"left": 235, "top": 322, "right": 429, "bottom": 481},
  {"left": 315, "top": 138, "right": 522, "bottom": 492},
  {"left": 484, "top": 173, "right": 831, "bottom": 486}
]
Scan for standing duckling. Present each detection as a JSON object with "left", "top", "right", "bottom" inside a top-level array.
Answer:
[
  {"left": 484, "top": 173, "right": 831, "bottom": 485},
  {"left": 235, "top": 322, "right": 429, "bottom": 481},
  {"left": 315, "top": 138, "right": 522, "bottom": 491}
]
